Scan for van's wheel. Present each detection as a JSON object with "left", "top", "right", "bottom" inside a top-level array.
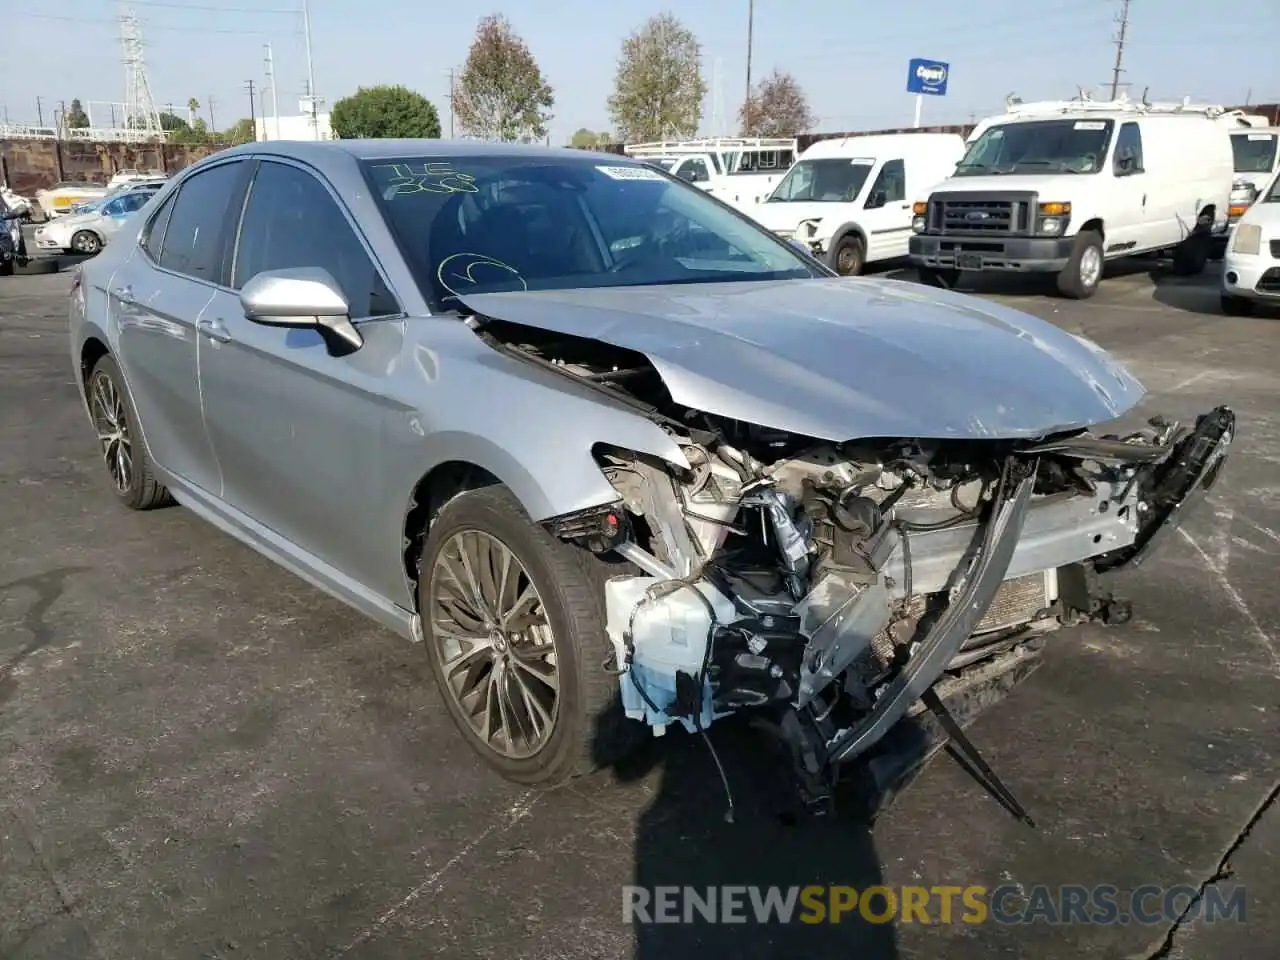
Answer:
[
  {"left": 1056, "top": 230, "right": 1104, "bottom": 299},
  {"left": 86, "top": 355, "right": 173, "bottom": 510},
  {"left": 828, "top": 235, "right": 865, "bottom": 276},
  {"left": 1172, "top": 232, "right": 1210, "bottom": 276},
  {"left": 0, "top": 260, "right": 12, "bottom": 277},
  {"left": 70, "top": 231, "right": 102, "bottom": 255},
  {"left": 1220, "top": 294, "right": 1255, "bottom": 316},
  {"left": 917, "top": 266, "right": 960, "bottom": 289},
  {"left": 418, "top": 485, "right": 643, "bottom": 786}
]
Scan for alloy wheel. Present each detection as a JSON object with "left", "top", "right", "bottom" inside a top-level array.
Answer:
[
  {"left": 1079, "top": 245, "right": 1102, "bottom": 289},
  {"left": 90, "top": 370, "right": 132, "bottom": 493},
  {"left": 428, "top": 530, "right": 560, "bottom": 759}
]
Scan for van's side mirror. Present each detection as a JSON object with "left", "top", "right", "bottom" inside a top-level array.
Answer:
[
  {"left": 1114, "top": 150, "right": 1137, "bottom": 176},
  {"left": 240, "top": 267, "right": 362, "bottom": 353},
  {"left": 866, "top": 190, "right": 887, "bottom": 209},
  {"left": 677, "top": 166, "right": 698, "bottom": 183}
]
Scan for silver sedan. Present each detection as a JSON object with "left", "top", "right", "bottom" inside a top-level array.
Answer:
[{"left": 69, "top": 140, "right": 1233, "bottom": 810}]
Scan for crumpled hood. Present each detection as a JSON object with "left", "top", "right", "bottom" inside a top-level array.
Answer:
[{"left": 462, "top": 277, "right": 1145, "bottom": 441}]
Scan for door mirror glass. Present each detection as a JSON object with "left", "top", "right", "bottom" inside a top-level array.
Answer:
[
  {"left": 866, "top": 190, "right": 887, "bottom": 209},
  {"left": 677, "top": 165, "right": 698, "bottom": 182},
  {"left": 239, "top": 267, "right": 363, "bottom": 351}
]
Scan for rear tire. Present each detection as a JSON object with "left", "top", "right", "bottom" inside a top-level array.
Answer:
[
  {"left": 0, "top": 260, "right": 12, "bottom": 277},
  {"left": 86, "top": 355, "right": 173, "bottom": 510},
  {"left": 1220, "top": 294, "right": 1255, "bottom": 316},
  {"left": 418, "top": 485, "right": 642, "bottom": 787},
  {"left": 1055, "top": 230, "right": 1104, "bottom": 299},
  {"left": 916, "top": 266, "right": 960, "bottom": 289}
]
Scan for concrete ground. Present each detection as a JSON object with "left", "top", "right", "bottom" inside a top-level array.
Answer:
[{"left": 0, "top": 261, "right": 1276, "bottom": 960}]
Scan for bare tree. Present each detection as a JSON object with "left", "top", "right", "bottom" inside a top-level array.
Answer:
[
  {"left": 740, "top": 69, "right": 815, "bottom": 137},
  {"left": 607, "top": 12, "right": 706, "bottom": 142},
  {"left": 452, "top": 14, "right": 554, "bottom": 142}
]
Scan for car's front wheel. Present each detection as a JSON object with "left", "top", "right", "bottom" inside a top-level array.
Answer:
[
  {"left": 418, "top": 485, "right": 641, "bottom": 786},
  {"left": 828, "top": 235, "right": 865, "bottom": 276},
  {"left": 86, "top": 355, "right": 172, "bottom": 510},
  {"left": 71, "top": 230, "right": 102, "bottom": 255},
  {"left": 1056, "top": 230, "right": 1104, "bottom": 299}
]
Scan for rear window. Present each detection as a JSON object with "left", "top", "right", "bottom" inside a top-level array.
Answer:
[{"left": 1232, "top": 133, "right": 1278, "bottom": 174}]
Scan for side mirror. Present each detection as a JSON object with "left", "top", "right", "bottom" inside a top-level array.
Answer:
[
  {"left": 239, "top": 267, "right": 362, "bottom": 352},
  {"left": 677, "top": 167, "right": 698, "bottom": 183},
  {"left": 866, "top": 190, "right": 887, "bottom": 209}
]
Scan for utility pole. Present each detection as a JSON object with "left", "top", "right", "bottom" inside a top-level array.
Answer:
[
  {"left": 245, "top": 79, "right": 256, "bottom": 140},
  {"left": 58, "top": 100, "right": 67, "bottom": 139},
  {"left": 36, "top": 96, "right": 44, "bottom": 127},
  {"left": 302, "top": 0, "right": 319, "bottom": 139},
  {"left": 744, "top": 0, "right": 755, "bottom": 128},
  {"left": 264, "top": 44, "right": 280, "bottom": 141},
  {"left": 1109, "top": 0, "right": 1131, "bottom": 101},
  {"left": 448, "top": 68, "right": 455, "bottom": 138},
  {"left": 207, "top": 95, "right": 217, "bottom": 133}
]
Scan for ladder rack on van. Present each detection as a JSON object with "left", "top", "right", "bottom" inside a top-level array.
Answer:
[
  {"left": 624, "top": 137, "right": 796, "bottom": 157},
  {"left": 998, "top": 94, "right": 1238, "bottom": 121}
]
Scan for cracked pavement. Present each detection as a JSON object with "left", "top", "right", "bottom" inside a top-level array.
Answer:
[{"left": 1, "top": 262, "right": 1277, "bottom": 959}]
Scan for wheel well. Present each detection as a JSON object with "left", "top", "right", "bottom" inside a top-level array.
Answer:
[
  {"left": 402, "top": 461, "right": 500, "bottom": 602},
  {"left": 1197, "top": 204, "right": 1216, "bottom": 229},
  {"left": 80, "top": 337, "right": 110, "bottom": 388},
  {"left": 1079, "top": 218, "right": 1105, "bottom": 240},
  {"left": 832, "top": 225, "right": 867, "bottom": 249}
]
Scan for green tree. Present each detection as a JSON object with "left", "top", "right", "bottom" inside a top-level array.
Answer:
[
  {"left": 452, "top": 14, "right": 554, "bottom": 142},
  {"left": 66, "top": 99, "right": 90, "bottom": 129},
  {"left": 608, "top": 13, "right": 706, "bottom": 142},
  {"left": 157, "top": 111, "right": 188, "bottom": 132},
  {"left": 740, "top": 69, "right": 815, "bottom": 137},
  {"left": 569, "top": 128, "right": 613, "bottom": 148},
  {"left": 330, "top": 85, "right": 441, "bottom": 139},
  {"left": 221, "top": 117, "right": 257, "bottom": 145},
  {"left": 170, "top": 119, "right": 210, "bottom": 145}
]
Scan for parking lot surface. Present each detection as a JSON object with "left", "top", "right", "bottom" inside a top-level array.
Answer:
[{"left": 1, "top": 264, "right": 1277, "bottom": 959}]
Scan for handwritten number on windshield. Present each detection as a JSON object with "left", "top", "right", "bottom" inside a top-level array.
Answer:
[{"left": 375, "top": 162, "right": 478, "bottom": 196}]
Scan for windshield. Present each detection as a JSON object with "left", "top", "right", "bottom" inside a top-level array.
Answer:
[
  {"left": 957, "top": 119, "right": 1115, "bottom": 175},
  {"left": 363, "top": 155, "right": 820, "bottom": 311},
  {"left": 767, "top": 158, "right": 873, "bottom": 202},
  {"left": 1232, "top": 133, "right": 1278, "bottom": 174}
]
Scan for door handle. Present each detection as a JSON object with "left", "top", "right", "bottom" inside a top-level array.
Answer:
[
  {"left": 196, "top": 317, "right": 232, "bottom": 343},
  {"left": 112, "top": 285, "right": 134, "bottom": 304}
]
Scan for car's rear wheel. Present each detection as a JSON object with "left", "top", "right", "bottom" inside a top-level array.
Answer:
[
  {"left": 0, "top": 260, "right": 12, "bottom": 277},
  {"left": 87, "top": 355, "right": 173, "bottom": 510},
  {"left": 1172, "top": 231, "right": 1210, "bottom": 276},
  {"left": 70, "top": 231, "right": 102, "bottom": 255},
  {"left": 419, "top": 485, "right": 641, "bottom": 786},
  {"left": 1220, "top": 294, "right": 1256, "bottom": 316}
]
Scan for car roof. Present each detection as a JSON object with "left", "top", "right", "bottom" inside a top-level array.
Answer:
[{"left": 213, "top": 139, "right": 623, "bottom": 165}]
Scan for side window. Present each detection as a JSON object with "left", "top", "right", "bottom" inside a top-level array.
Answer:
[
  {"left": 867, "top": 159, "right": 906, "bottom": 206},
  {"left": 101, "top": 198, "right": 124, "bottom": 217},
  {"left": 158, "top": 161, "right": 246, "bottom": 282},
  {"left": 141, "top": 190, "right": 176, "bottom": 261},
  {"left": 232, "top": 160, "right": 398, "bottom": 319},
  {"left": 1114, "top": 122, "right": 1144, "bottom": 175},
  {"left": 119, "top": 192, "right": 149, "bottom": 213}
]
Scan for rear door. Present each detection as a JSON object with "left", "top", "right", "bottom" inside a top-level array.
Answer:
[
  {"left": 862, "top": 158, "right": 912, "bottom": 261},
  {"left": 198, "top": 157, "right": 404, "bottom": 592},
  {"left": 112, "top": 158, "right": 250, "bottom": 494}
]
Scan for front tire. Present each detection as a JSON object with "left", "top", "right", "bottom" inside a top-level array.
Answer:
[
  {"left": 1220, "top": 294, "right": 1255, "bottom": 316},
  {"left": 1056, "top": 230, "right": 1104, "bottom": 299},
  {"left": 70, "top": 230, "right": 101, "bottom": 255},
  {"left": 828, "top": 235, "right": 866, "bottom": 276},
  {"left": 419, "top": 485, "right": 641, "bottom": 786},
  {"left": 86, "top": 355, "right": 173, "bottom": 510},
  {"left": 1172, "top": 231, "right": 1210, "bottom": 276}
]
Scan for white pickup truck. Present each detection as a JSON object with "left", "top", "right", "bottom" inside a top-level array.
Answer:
[{"left": 624, "top": 137, "right": 797, "bottom": 214}]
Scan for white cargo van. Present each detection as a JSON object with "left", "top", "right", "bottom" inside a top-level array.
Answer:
[
  {"left": 750, "top": 132, "right": 966, "bottom": 275},
  {"left": 909, "top": 97, "right": 1235, "bottom": 298},
  {"left": 1230, "top": 126, "right": 1279, "bottom": 201}
]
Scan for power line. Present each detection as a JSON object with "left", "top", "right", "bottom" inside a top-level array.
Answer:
[{"left": 1109, "top": 0, "right": 1132, "bottom": 100}]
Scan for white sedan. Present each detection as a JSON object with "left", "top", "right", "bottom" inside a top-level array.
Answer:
[
  {"left": 31, "top": 186, "right": 156, "bottom": 255},
  {"left": 1222, "top": 168, "right": 1280, "bottom": 316}
]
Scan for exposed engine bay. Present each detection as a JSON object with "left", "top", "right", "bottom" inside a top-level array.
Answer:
[{"left": 476, "top": 316, "right": 1236, "bottom": 815}]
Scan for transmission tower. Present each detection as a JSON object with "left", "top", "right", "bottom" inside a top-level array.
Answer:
[
  {"left": 1108, "top": 0, "right": 1132, "bottom": 101},
  {"left": 120, "top": 5, "right": 164, "bottom": 139}
]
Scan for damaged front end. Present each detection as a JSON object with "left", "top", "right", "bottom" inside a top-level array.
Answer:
[{"left": 483, "top": 316, "right": 1235, "bottom": 818}]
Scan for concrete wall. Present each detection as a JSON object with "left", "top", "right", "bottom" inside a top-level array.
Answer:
[{"left": 0, "top": 139, "right": 232, "bottom": 196}]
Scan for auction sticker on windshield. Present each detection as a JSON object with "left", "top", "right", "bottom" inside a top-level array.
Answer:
[
  {"left": 597, "top": 165, "right": 667, "bottom": 181},
  {"left": 1074, "top": 121, "right": 1107, "bottom": 130}
]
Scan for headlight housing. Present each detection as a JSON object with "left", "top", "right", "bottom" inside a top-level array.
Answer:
[
  {"left": 1037, "top": 201, "right": 1070, "bottom": 235},
  {"left": 1232, "top": 223, "right": 1262, "bottom": 256}
]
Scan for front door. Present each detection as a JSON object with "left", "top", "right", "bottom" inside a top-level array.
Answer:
[
  {"left": 862, "top": 158, "right": 912, "bottom": 262},
  {"left": 1104, "top": 121, "right": 1149, "bottom": 253},
  {"left": 198, "top": 157, "right": 405, "bottom": 596},
  {"left": 98, "top": 190, "right": 152, "bottom": 245},
  {"left": 112, "top": 159, "right": 248, "bottom": 494}
]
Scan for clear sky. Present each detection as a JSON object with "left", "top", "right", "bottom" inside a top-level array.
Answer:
[{"left": 4, "top": 0, "right": 1277, "bottom": 143}]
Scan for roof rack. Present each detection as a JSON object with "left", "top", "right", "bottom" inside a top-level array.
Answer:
[
  {"left": 624, "top": 136, "right": 796, "bottom": 157},
  {"left": 998, "top": 92, "right": 1239, "bottom": 120}
]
